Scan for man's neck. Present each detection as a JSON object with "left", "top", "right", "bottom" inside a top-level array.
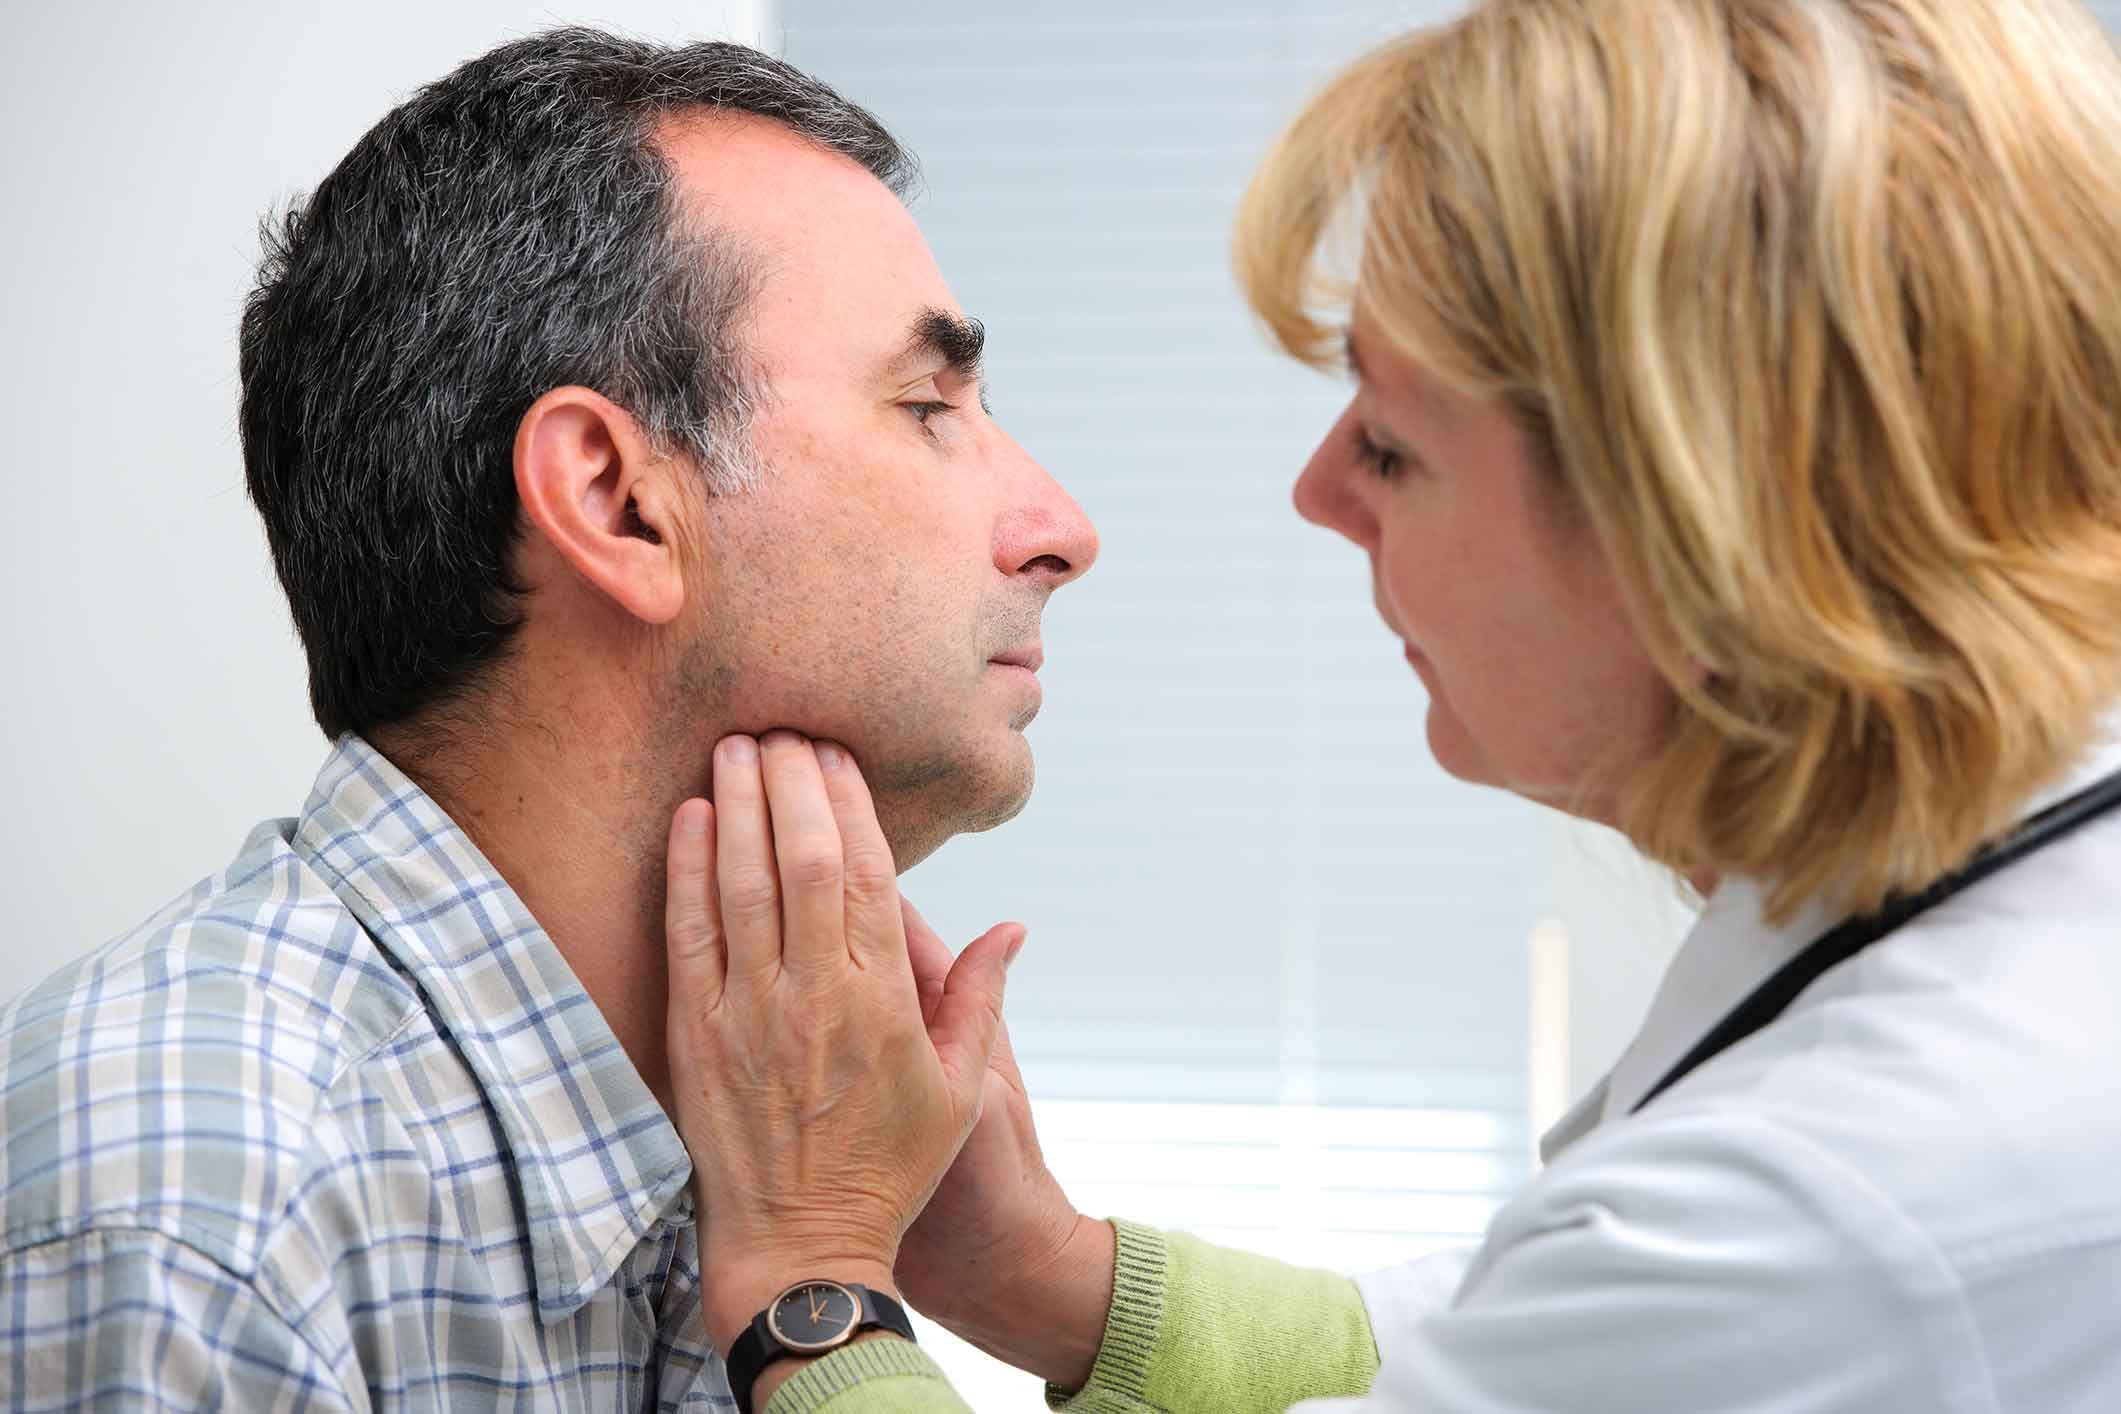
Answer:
[{"left": 375, "top": 712, "right": 707, "bottom": 1117}]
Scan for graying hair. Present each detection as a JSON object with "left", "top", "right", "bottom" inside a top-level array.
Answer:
[{"left": 239, "top": 28, "right": 917, "bottom": 738}]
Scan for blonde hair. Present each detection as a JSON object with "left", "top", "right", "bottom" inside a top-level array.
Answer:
[{"left": 1237, "top": 0, "right": 2121, "bottom": 921}]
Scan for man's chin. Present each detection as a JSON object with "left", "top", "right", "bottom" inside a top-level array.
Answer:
[
  {"left": 963, "top": 766, "right": 1034, "bottom": 833},
  {"left": 876, "top": 739, "right": 1035, "bottom": 872}
]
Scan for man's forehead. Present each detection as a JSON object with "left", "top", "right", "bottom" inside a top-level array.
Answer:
[{"left": 655, "top": 110, "right": 958, "bottom": 379}]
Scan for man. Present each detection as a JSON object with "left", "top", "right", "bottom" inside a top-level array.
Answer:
[{"left": 0, "top": 29, "right": 1095, "bottom": 1410}]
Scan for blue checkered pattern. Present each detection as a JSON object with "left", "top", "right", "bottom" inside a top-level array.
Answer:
[{"left": 0, "top": 737, "right": 731, "bottom": 1410}]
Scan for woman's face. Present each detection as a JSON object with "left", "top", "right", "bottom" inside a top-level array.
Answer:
[{"left": 1294, "top": 311, "right": 1672, "bottom": 823}]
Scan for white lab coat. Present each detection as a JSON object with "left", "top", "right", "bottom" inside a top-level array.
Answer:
[{"left": 1304, "top": 721, "right": 2121, "bottom": 1412}]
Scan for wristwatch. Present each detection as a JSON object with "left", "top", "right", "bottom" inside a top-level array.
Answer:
[{"left": 724, "top": 1279, "right": 916, "bottom": 1414}]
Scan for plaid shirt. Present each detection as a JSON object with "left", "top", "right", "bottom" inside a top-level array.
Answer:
[{"left": 0, "top": 737, "right": 730, "bottom": 1411}]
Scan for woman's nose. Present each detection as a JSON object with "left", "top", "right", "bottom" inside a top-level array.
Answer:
[{"left": 1292, "top": 406, "right": 1375, "bottom": 549}]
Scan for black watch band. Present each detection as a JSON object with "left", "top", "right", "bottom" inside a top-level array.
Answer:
[{"left": 725, "top": 1281, "right": 916, "bottom": 1414}]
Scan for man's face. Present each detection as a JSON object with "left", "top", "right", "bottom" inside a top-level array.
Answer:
[{"left": 660, "top": 114, "right": 1098, "bottom": 870}]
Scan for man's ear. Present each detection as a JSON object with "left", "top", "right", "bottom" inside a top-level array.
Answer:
[{"left": 513, "top": 386, "right": 688, "bottom": 625}]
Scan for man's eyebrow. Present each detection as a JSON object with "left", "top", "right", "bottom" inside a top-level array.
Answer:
[{"left": 890, "top": 307, "right": 987, "bottom": 382}]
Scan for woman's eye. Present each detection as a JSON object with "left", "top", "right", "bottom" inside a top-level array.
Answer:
[{"left": 1354, "top": 429, "right": 1403, "bottom": 480}]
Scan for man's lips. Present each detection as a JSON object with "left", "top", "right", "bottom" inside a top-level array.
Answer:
[{"left": 989, "top": 644, "right": 1045, "bottom": 672}]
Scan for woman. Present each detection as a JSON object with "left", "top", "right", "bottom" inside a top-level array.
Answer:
[{"left": 665, "top": 1, "right": 2121, "bottom": 1409}]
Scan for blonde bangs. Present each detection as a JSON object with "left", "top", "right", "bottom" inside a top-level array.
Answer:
[{"left": 1231, "top": 29, "right": 1486, "bottom": 384}]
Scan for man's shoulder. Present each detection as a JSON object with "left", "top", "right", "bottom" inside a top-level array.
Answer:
[{"left": 0, "top": 817, "right": 423, "bottom": 1273}]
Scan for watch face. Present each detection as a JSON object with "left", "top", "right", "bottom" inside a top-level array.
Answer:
[{"left": 765, "top": 1281, "right": 862, "bottom": 1354}]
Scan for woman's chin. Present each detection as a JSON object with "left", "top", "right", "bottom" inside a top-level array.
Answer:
[{"left": 1423, "top": 704, "right": 1501, "bottom": 789}]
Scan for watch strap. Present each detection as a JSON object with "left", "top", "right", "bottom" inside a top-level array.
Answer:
[
  {"left": 854, "top": 1285, "right": 917, "bottom": 1343},
  {"left": 726, "top": 1284, "right": 916, "bottom": 1414}
]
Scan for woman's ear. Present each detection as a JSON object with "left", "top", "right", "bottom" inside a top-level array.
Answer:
[{"left": 513, "top": 386, "right": 687, "bottom": 625}]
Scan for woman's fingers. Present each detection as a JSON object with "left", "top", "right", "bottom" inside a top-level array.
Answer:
[
  {"left": 663, "top": 798, "right": 723, "bottom": 1010},
  {"left": 670, "top": 731, "right": 1027, "bottom": 1358},
  {"left": 928, "top": 922, "right": 1026, "bottom": 1118},
  {"left": 900, "top": 897, "right": 953, "bottom": 1027},
  {"left": 817, "top": 742, "right": 909, "bottom": 974},
  {"left": 758, "top": 732, "right": 848, "bottom": 976},
  {"left": 712, "top": 734, "right": 782, "bottom": 982}
]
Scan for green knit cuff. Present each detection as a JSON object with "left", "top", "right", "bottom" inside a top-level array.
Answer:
[
  {"left": 1046, "top": 1219, "right": 1167, "bottom": 1411},
  {"left": 762, "top": 1336, "right": 965, "bottom": 1414}
]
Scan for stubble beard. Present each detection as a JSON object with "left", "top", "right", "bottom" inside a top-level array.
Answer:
[
  {"left": 865, "top": 733, "right": 1035, "bottom": 874},
  {"left": 655, "top": 631, "right": 1032, "bottom": 874}
]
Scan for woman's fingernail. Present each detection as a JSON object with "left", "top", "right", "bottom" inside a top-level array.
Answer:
[
  {"left": 816, "top": 742, "right": 844, "bottom": 771},
  {"left": 682, "top": 800, "right": 708, "bottom": 835},
  {"left": 1005, "top": 929, "right": 1027, "bottom": 968},
  {"left": 721, "top": 735, "right": 757, "bottom": 764}
]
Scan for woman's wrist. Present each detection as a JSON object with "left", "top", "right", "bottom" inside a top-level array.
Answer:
[
  {"left": 1039, "top": 1214, "right": 1119, "bottom": 1390},
  {"left": 931, "top": 1212, "right": 1116, "bottom": 1390}
]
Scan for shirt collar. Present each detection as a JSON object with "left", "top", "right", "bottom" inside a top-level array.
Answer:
[
  {"left": 1591, "top": 877, "right": 1839, "bottom": 1126},
  {"left": 1544, "top": 707, "right": 2121, "bottom": 1160},
  {"left": 292, "top": 735, "right": 694, "bottom": 1323}
]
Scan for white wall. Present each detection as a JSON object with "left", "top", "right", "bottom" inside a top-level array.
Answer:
[{"left": 0, "top": 0, "right": 771, "bottom": 987}]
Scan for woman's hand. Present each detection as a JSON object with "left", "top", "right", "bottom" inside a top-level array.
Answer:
[
  {"left": 894, "top": 899, "right": 1117, "bottom": 1391},
  {"left": 661, "top": 731, "right": 1023, "bottom": 1359}
]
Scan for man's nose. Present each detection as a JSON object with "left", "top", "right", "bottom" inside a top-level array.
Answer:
[{"left": 997, "top": 434, "right": 1099, "bottom": 589}]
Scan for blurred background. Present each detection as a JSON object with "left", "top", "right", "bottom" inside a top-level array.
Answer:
[{"left": 0, "top": 0, "right": 1734, "bottom": 1402}]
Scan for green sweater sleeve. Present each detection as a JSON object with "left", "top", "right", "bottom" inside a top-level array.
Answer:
[
  {"left": 763, "top": 1220, "right": 1379, "bottom": 1414},
  {"left": 1050, "top": 1220, "right": 1379, "bottom": 1413},
  {"left": 762, "top": 1337, "right": 972, "bottom": 1414}
]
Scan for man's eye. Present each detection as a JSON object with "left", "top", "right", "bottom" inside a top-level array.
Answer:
[{"left": 904, "top": 399, "right": 955, "bottom": 425}]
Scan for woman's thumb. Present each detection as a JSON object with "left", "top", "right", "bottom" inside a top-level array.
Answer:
[{"left": 928, "top": 922, "right": 1026, "bottom": 1108}]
